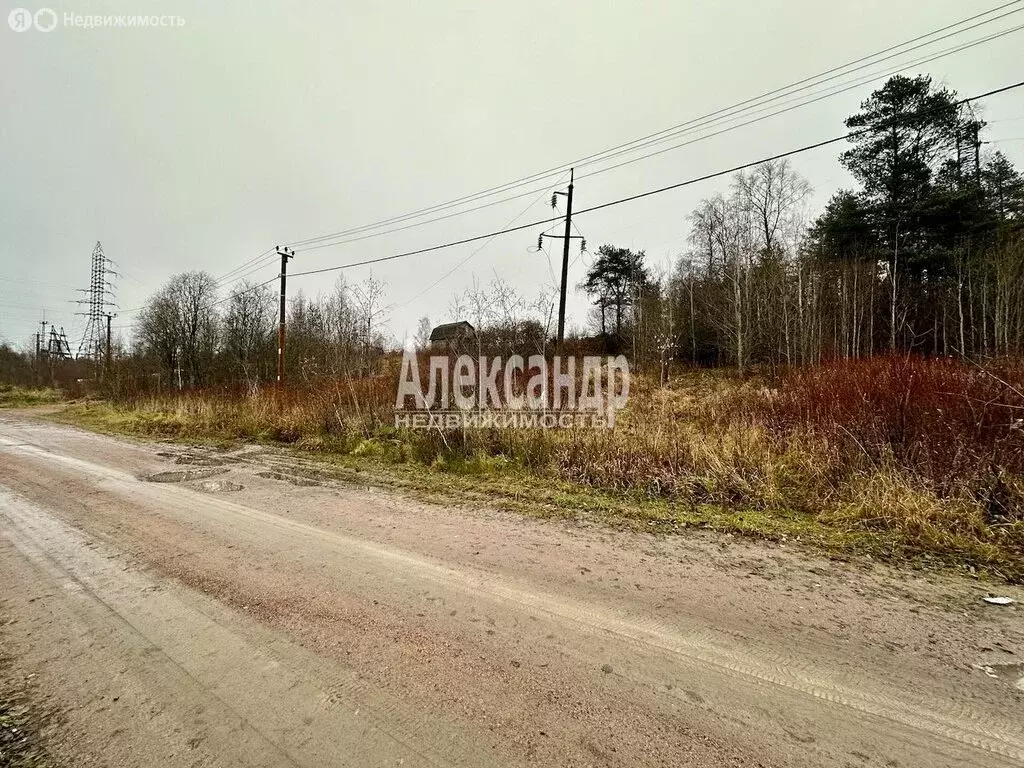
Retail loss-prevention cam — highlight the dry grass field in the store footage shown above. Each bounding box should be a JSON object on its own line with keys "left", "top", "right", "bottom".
{"left": 53, "top": 356, "right": 1024, "bottom": 580}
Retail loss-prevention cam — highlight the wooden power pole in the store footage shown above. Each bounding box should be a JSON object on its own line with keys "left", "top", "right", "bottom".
{"left": 276, "top": 246, "right": 295, "bottom": 386}
{"left": 539, "top": 169, "right": 582, "bottom": 351}
{"left": 557, "top": 168, "right": 574, "bottom": 348}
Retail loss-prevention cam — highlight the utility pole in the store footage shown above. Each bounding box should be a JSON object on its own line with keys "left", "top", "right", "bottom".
{"left": 557, "top": 169, "right": 574, "bottom": 348}
{"left": 276, "top": 246, "right": 295, "bottom": 386}
{"left": 538, "top": 169, "right": 582, "bottom": 351}
{"left": 105, "top": 313, "right": 115, "bottom": 379}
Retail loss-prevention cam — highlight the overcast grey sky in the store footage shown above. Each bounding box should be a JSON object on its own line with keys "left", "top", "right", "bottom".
{"left": 2, "top": 0, "right": 1023, "bottom": 348}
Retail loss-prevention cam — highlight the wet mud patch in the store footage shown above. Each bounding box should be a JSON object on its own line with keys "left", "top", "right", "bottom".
{"left": 144, "top": 468, "right": 228, "bottom": 483}
{"left": 174, "top": 454, "right": 226, "bottom": 467}
{"left": 193, "top": 479, "right": 244, "bottom": 493}
{"left": 256, "top": 471, "right": 323, "bottom": 488}
{"left": 155, "top": 450, "right": 227, "bottom": 467}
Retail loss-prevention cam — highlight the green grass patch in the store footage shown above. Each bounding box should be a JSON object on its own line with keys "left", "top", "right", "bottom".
{"left": 0, "top": 385, "right": 62, "bottom": 409}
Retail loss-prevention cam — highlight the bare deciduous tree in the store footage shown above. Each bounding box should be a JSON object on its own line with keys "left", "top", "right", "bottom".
{"left": 137, "top": 271, "right": 220, "bottom": 387}
{"left": 224, "top": 280, "right": 276, "bottom": 385}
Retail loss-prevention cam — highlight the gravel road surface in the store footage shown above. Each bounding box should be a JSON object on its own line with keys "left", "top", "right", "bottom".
{"left": 0, "top": 413, "right": 1022, "bottom": 767}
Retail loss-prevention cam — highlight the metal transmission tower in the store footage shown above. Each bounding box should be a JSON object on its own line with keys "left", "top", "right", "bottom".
{"left": 45, "top": 327, "right": 73, "bottom": 359}
{"left": 75, "top": 241, "right": 118, "bottom": 361}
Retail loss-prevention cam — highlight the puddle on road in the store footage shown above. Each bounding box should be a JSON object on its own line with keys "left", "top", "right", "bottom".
{"left": 144, "top": 468, "right": 227, "bottom": 483}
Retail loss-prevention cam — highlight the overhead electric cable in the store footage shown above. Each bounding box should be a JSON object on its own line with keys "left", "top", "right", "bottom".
{"left": 284, "top": 81, "right": 1024, "bottom": 281}
{"left": 281, "top": 2, "right": 1023, "bottom": 250}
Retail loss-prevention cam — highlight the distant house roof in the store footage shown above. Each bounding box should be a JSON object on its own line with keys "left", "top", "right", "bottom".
{"left": 429, "top": 321, "right": 474, "bottom": 342}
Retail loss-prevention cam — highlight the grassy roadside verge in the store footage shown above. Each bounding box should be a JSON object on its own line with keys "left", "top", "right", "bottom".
{"left": 47, "top": 401, "right": 1022, "bottom": 582}
{"left": 0, "top": 386, "right": 62, "bottom": 410}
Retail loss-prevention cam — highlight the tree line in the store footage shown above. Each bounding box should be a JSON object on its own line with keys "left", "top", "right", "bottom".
{"left": 115, "top": 74, "right": 1024, "bottom": 388}
{"left": 579, "top": 75, "right": 1024, "bottom": 375}
{"left": 123, "top": 272, "right": 396, "bottom": 389}
{"left": 10, "top": 73, "right": 1022, "bottom": 392}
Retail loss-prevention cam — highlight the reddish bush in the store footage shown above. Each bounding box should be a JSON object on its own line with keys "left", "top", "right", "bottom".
{"left": 741, "top": 356, "right": 1024, "bottom": 509}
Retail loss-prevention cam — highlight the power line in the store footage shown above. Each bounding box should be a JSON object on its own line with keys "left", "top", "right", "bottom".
{"left": 292, "top": 181, "right": 565, "bottom": 254}
{"left": 570, "top": 14, "right": 1024, "bottom": 177}
{"left": 578, "top": 23, "right": 1024, "bottom": 181}
{"left": 564, "top": 2, "right": 1023, "bottom": 177}
{"left": 284, "top": 80, "right": 1024, "bottom": 282}
{"left": 396, "top": 171, "right": 572, "bottom": 309}
{"left": 100, "top": 7, "right": 1024, "bottom": 320}
{"left": 68, "top": 11, "right": 1024, "bottom": 325}
{"left": 115, "top": 248, "right": 279, "bottom": 318}
{"left": 210, "top": 274, "right": 280, "bottom": 309}
{"left": 0, "top": 276, "right": 80, "bottom": 290}
{"left": 280, "top": 1, "right": 1022, "bottom": 250}
{"left": 285, "top": 17, "right": 1024, "bottom": 255}
{"left": 212, "top": 247, "right": 277, "bottom": 287}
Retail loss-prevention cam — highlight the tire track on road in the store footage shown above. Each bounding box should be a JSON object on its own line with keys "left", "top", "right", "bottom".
{"left": 2, "top": 432, "right": 1022, "bottom": 764}
{"left": 0, "top": 484, "right": 511, "bottom": 768}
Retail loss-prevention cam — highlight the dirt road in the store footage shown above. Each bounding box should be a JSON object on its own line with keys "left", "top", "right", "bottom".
{"left": 0, "top": 413, "right": 1022, "bottom": 767}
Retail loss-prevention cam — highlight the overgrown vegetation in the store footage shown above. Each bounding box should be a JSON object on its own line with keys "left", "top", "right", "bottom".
{"left": 10, "top": 73, "right": 1024, "bottom": 579}
{"left": 0, "top": 385, "right": 62, "bottom": 409}
{"left": 24, "top": 74, "right": 1018, "bottom": 398}
{"left": 55, "top": 355, "right": 1024, "bottom": 580}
